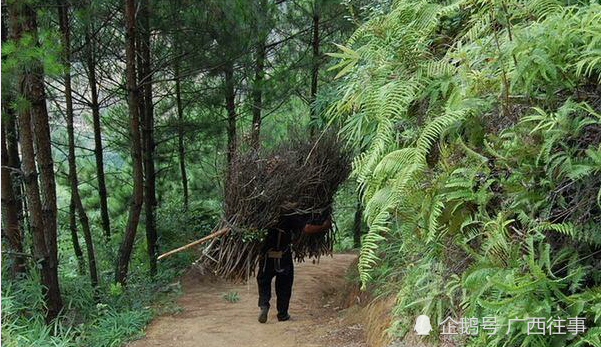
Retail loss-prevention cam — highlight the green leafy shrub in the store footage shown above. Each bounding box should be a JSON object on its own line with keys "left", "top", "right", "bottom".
{"left": 1, "top": 198, "right": 220, "bottom": 346}
{"left": 329, "top": 0, "right": 601, "bottom": 345}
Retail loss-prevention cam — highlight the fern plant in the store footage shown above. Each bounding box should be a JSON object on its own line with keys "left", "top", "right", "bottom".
{"left": 327, "top": 0, "right": 601, "bottom": 345}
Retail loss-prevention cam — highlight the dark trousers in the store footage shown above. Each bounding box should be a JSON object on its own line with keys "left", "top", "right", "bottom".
{"left": 257, "top": 253, "right": 294, "bottom": 316}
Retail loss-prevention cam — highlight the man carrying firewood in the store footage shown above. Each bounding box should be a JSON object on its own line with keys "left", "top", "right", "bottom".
{"left": 257, "top": 212, "right": 331, "bottom": 323}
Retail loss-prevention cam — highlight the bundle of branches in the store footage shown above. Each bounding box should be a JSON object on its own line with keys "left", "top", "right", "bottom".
{"left": 200, "top": 132, "right": 350, "bottom": 281}
{"left": 292, "top": 227, "right": 335, "bottom": 262}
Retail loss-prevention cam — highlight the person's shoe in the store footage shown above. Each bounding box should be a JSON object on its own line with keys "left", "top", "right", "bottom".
{"left": 258, "top": 307, "right": 269, "bottom": 323}
{"left": 277, "top": 313, "right": 290, "bottom": 322}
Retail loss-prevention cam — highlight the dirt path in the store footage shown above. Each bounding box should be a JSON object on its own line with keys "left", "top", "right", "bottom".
{"left": 129, "top": 254, "right": 365, "bottom": 347}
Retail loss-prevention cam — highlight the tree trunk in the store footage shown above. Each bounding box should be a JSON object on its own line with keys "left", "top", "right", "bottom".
{"left": 115, "top": 0, "right": 145, "bottom": 286}
{"left": 20, "top": 180, "right": 31, "bottom": 240}
{"left": 58, "top": 0, "right": 99, "bottom": 289}
{"left": 251, "top": 0, "right": 267, "bottom": 149}
{"left": 85, "top": 12, "right": 111, "bottom": 241}
{"left": 174, "top": 57, "right": 188, "bottom": 209}
{"left": 6, "top": 113, "right": 25, "bottom": 234}
{"left": 69, "top": 196, "right": 86, "bottom": 275}
{"left": 31, "top": 83, "right": 58, "bottom": 274}
{"left": 140, "top": 0, "right": 158, "bottom": 277}
{"left": 1, "top": 123, "right": 26, "bottom": 276}
{"left": 16, "top": 98, "right": 63, "bottom": 322}
{"left": 353, "top": 192, "right": 363, "bottom": 249}
{"left": 136, "top": 33, "right": 146, "bottom": 129}
{"left": 309, "top": 5, "right": 320, "bottom": 133}
{"left": 224, "top": 63, "right": 237, "bottom": 181}
{"left": 251, "top": 41, "right": 265, "bottom": 149}
{"left": 8, "top": 1, "right": 63, "bottom": 322}
{"left": 1, "top": 15, "right": 25, "bottom": 277}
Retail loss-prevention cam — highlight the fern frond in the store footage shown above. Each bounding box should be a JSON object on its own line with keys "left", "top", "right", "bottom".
{"left": 525, "top": 0, "right": 563, "bottom": 19}
{"left": 425, "top": 194, "right": 444, "bottom": 244}
{"left": 536, "top": 222, "right": 576, "bottom": 239}
{"left": 372, "top": 148, "right": 419, "bottom": 178}
{"left": 416, "top": 108, "right": 469, "bottom": 161}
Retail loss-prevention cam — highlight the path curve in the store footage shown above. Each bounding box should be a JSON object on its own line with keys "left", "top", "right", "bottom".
{"left": 128, "top": 253, "right": 363, "bottom": 347}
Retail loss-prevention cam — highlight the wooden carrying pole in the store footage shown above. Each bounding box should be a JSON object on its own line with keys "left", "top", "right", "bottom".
{"left": 157, "top": 228, "right": 228, "bottom": 260}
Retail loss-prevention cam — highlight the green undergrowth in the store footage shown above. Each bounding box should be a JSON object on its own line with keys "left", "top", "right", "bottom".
{"left": 1, "top": 199, "right": 220, "bottom": 347}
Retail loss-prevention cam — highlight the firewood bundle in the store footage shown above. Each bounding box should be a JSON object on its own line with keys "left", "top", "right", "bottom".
{"left": 199, "top": 132, "right": 351, "bottom": 281}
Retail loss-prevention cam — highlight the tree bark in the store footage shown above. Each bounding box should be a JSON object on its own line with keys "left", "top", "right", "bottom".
{"left": 6, "top": 116, "right": 25, "bottom": 236}
{"left": 174, "top": 58, "right": 188, "bottom": 209}
{"left": 28, "top": 39, "right": 58, "bottom": 270}
{"left": 224, "top": 63, "right": 237, "bottom": 181}
{"left": 8, "top": 1, "right": 63, "bottom": 322}
{"left": 5, "top": 113, "right": 26, "bottom": 246}
{"left": 172, "top": 2, "right": 188, "bottom": 210}
{"left": 139, "top": 0, "right": 158, "bottom": 277}
{"left": 32, "top": 83, "right": 58, "bottom": 272}
{"left": 309, "top": 4, "right": 320, "bottom": 133}
{"left": 69, "top": 196, "right": 86, "bottom": 275}
{"left": 251, "top": 42, "right": 265, "bottom": 149}
{"left": 1, "top": 14, "right": 25, "bottom": 277}
{"left": 136, "top": 32, "right": 146, "bottom": 127}
{"left": 84, "top": 6, "right": 111, "bottom": 241}
{"left": 251, "top": 0, "right": 267, "bottom": 149}
{"left": 8, "top": 2, "right": 63, "bottom": 322}
{"left": 1, "top": 123, "right": 26, "bottom": 276}
{"left": 17, "top": 101, "right": 63, "bottom": 322}
{"left": 58, "top": 0, "right": 99, "bottom": 289}
{"left": 115, "top": 0, "right": 145, "bottom": 286}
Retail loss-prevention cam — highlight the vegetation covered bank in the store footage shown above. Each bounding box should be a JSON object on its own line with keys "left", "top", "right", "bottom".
{"left": 329, "top": 0, "right": 601, "bottom": 346}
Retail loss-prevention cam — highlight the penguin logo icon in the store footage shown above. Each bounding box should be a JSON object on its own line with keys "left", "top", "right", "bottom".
{"left": 414, "top": 315, "right": 432, "bottom": 335}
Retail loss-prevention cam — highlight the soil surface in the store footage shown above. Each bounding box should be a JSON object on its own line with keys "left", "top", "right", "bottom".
{"left": 128, "top": 253, "right": 366, "bottom": 347}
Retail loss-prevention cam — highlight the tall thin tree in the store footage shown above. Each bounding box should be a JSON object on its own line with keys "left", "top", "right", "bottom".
{"left": 69, "top": 196, "right": 86, "bottom": 275}
{"left": 1, "top": 123, "right": 26, "bottom": 276}
{"left": 8, "top": 0, "right": 63, "bottom": 322}
{"left": 1, "top": 14, "right": 25, "bottom": 277}
{"left": 58, "top": 0, "right": 98, "bottom": 289}
{"left": 309, "top": 0, "right": 320, "bottom": 133}
{"left": 174, "top": 52, "right": 188, "bottom": 209}
{"left": 5, "top": 108, "right": 24, "bottom": 230}
{"left": 171, "top": 1, "right": 188, "bottom": 209}
{"left": 84, "top": 1, "right": 111, "bottom": 240}
{"left": 224, "top": 62, "right": 237, "bottom": 182}
{"left": 115, "top": 0, "right": 145, "bottom": 285}
{"left": 250, "top": 0, "right": 268, "bottom": 149}
{"left": 139, "top": 0, "right": 158, "bottom": 276}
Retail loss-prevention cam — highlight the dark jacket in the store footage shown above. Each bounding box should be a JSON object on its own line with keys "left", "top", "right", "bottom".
{"left": 261, "top": 214, "right": 306, "bottom": 254}
{"left": 260, "top": 210, "right": 331, "bottom": 254}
